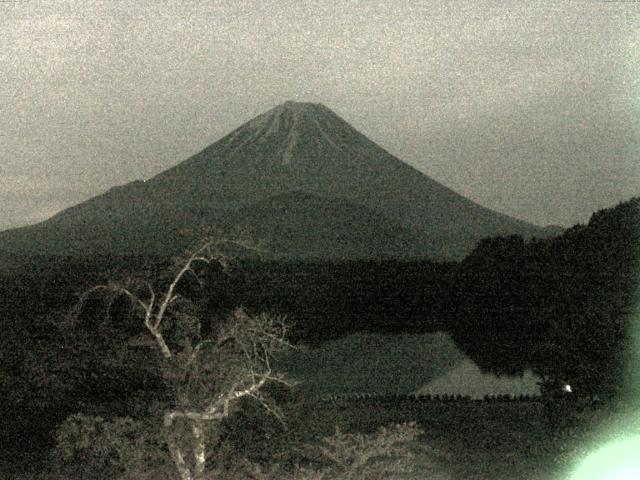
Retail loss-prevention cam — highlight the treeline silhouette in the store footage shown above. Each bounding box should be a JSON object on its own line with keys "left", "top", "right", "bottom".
{"left": 0, "top": 197, "right": 637, "bottom": 466}
{"left": 202, "top": 258, "right": 453, "bottom": 344}
{"left": 448, "top": 197, "right": 639, "bottom": 399}
{"left": 316, "top": 393, "right": 540, "bottom": 403}
{"left": 193, "top": 197, "right": 639, "bottom": 399}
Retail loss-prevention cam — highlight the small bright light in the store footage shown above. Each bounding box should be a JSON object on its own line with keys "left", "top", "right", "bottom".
{"left": 564, "top": 384, "right": 573, "bottom": 393}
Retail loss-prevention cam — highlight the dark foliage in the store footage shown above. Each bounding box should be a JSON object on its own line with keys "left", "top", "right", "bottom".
{"left": 0, "top": 255, "right": 167, "bottom": 465}
{"left": 0, "top": 197, "right": 637, "bottom": 471}
{"left": 449, "top": 197, "right": 639, "bottom": 398}
{"left": 213, "top": 258, "right": 451, "bottom": 345}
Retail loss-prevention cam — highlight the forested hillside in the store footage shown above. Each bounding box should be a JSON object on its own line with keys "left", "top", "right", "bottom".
{"left": 0, "top": 197, "right": 637, "bottom": 472}
{"left": 449, "top": 197, "right": 639, "bottom": 397}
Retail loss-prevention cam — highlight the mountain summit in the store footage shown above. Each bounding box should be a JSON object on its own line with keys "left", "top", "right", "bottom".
{"left": 0, "top": 101, "right": 554, "bottom": 259}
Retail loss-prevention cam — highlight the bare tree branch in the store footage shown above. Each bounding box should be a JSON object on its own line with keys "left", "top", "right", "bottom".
{"left": 77, "top": 235, "right": 293, "bottom": 480}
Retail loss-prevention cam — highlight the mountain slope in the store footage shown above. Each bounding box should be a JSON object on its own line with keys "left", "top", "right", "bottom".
{"left": 0, "top": 101, "right": 554, "bottom": 259}
{"left": 234, "top": 191, "right": 429, "bottom": 259}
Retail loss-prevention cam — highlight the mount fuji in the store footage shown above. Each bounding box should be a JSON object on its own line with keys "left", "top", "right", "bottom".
{"left": 0, "top": 101, "right": 556, "bottom": 260}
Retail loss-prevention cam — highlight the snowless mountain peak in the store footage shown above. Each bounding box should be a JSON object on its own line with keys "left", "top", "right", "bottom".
{"left": 221, "top": 100, "right": 348, "bottom": 164}
{"left": 279, "top": 100, "right": 327, "bottom": 110}
{"left": 250, "top": 101, "right": 336, "bottom": 128}
{"left": 0, "top": 101, "right": 554, "bottom": 260}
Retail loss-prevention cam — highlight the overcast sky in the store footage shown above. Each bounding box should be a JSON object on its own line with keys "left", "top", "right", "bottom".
{"left": 1, "top": 0, "right": 639, "bottom": 231}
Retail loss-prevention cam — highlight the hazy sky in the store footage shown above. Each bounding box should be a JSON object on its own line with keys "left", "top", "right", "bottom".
{"left": 1, "top": 0, "right": 639, "bottom": 231}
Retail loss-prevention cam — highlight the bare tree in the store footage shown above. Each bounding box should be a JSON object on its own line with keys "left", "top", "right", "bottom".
{"left": 80, "top": 237, "right": 295, "bottom": 480}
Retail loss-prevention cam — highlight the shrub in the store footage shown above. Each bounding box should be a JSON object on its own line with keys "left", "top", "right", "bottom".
{"left": 196, "top": 422, "right": 425, "bottom": 480}
{"left": 54, "top": 413, "right": 167, "bottom": 476}
{"left": 299, "top": 421, "right": 423, "bottom": 480}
